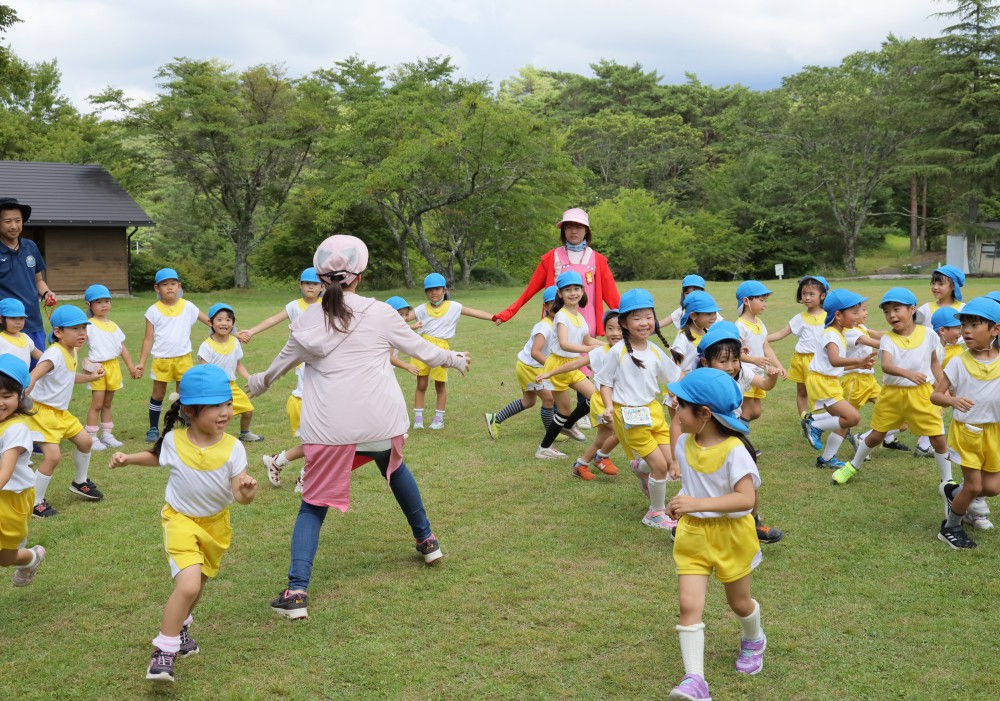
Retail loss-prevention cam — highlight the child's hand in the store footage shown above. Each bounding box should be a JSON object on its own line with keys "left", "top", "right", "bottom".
{"left": 667, "top": 494, "right": 696, "bottom": 520}
{"left": 405, "top": 363, "right": 419, "bottom": 376}
{"left": 410, "top": 320, "right": 423, "bottom": 330}
{"left": 952, "top": 396, "right": 976, "bottom": 412}
{"left": 668, "top": 460, "right": 681, "bottom": 481}
{"left": 909, "top": 371, "right": 928, "bottom": 385}
{"left": 235, "top": 473, "right": 258, "bottom": 500}
{"left": 535, "top": 371, "right": 550, "bottom": 382}
{"left": 109, "top": 452, "right": 129, "bottom": 469}
{"left": 861, "top": 355, "right": 877, "bottom": 370}
{"left": 235, "top": 330, "right": 252, "bottom": 344}
{"left": 777, "top": 367, "right": 788, "bottom": 379}
{"left": 132, "top": 365, "right": 144, "bottom": 379}
{"left": 602, "top": 408, "right": 615, "bottom": 424}
{"left": 765, "top": 365, "right": 780, "bottom": 376}
{"left": 90, "top": 365, "right": 105, "bottom": 380}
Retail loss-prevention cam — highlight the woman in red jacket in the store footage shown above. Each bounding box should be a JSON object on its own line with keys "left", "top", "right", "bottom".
{"left": 493, "top": 208, "right": 621, "bottom": 336}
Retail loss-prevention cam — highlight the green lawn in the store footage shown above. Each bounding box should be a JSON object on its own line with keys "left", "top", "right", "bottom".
{"left": 1, "top": 277, "right": 998, "bottom": 700}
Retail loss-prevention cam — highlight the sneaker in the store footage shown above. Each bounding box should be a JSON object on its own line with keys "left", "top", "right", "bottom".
{"left": 576, "top": 415, "right": 592, "bottom": 430}
{"left": 801, "top": 413, "right": 823, "bottom": 451}
{"left": 90, "top": 438, "right": 108, "bottom": 451}
{"left": 535, "top": 446, "right": 567, "bottom": 460}
{"left": 561, "top": 426, "right": 587, "bottom": 442}
{"left": 594, "top": 457, "right": 619, "bottom": 475}
{"left": 101, "top": 433, "right": 123, "bottom": 448}
{"left": 262, "top": 454, "right": 283, "bottom": 488}
{"left": 882, "top": 438, "right": 910, "bottom": 451}
{"left": 963, "top": 512, "right": 994, "bottom": 530}
{"left": 553, "top": 432, "right": 569, "bottom": 443}
{"left": 914, "top": 445, "right": 935, "bottom": 458}
{"left": 939, "top": 480, "right": 958, "bottom": 518}
{"left": 630, "top": 459, "right": 650, "bottom": 497}
{"left": 968, "top": 496, "right": 991, "bottom": 518}
{"left": 756, "top": 522, "right": 784, "bottom": 544}
{"left": 412, "top": 417, "right": 424, "bottom": 430}
{"left": 572, "top": 463, "right": 596, "bottom": 481}
{"left": 429, "top": 417, "right": 445, "bottom": 430}
{"left": 11, "top": 545, "right": 45, "bottom": 587}
{"left": 145, "top": 427, "right": 160, "bottom": 443}
{"left": 146, "top": 648, "right": 176, "bottom": 682}
{"left": 735, "top": 632, "right": 767, "bottom": 674}
{"left": 239, "top": 431, "right": 265, "bottom": 442}
{"left": 845, "top": 429, "right": 858, "bottom": 450}
{"left": 667, "top": 673, "right": 711, "bottom": 701}
{"left": 271, "top": 589, "right": 309, "bottom": 619}
{"left": 179, "top": 625, "right": 199, "bottom": 657}
{"left": 484, "top": 412, "right": 500, "bottom": 440}
{"left": 938, "top": 520, "right": 977, "bottom": 549}
{"left": 816, "top": 456, "right": 846, "bottom": 469}
{"left": 69, "top": 479, "right": 104, "bottom": 501}
{"left": 415, "top": 534, "right": 443, "bottom": 564}
{"left": 831, "top": 461, "right": 859, "bottom": 485}
{"left": 294, "top": 471, "right": 304, "bottom": 494}
{"left": 641, "top": 509, "right": 677, "bottom": 530}
{"left": 32, "top": 500, "right": 59, "bottom": 518}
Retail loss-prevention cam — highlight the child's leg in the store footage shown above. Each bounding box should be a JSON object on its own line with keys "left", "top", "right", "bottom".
{"left": 100, "top": 390, "right": 116, "bottom": 425}
{"left": 725, "top": 574, "right": 766, "bottom": 673}
{"left": 795, "top": 383, "right": 809, "bottom": 416}
{"left": 157, "top": 565, "right": 206, "bottom": 644}
{"left": 644, "top": 444, "right": 673, "bottom": 514}
{"left": 540, "top": 390, "right": 554, "bottom": 430}
{"left": 848, "top": 428, "right": 886, "bottom": 467}
{"left": 817, "top": 401, "right": 859, "bottom": 461}
{"left": 240, "top": 410, "right": 254, "bottom": 433}
{"left": 676, "top": 574, "right": 709, "bottom": 677}
{"left": 741, "top": 397, "right": 762, "bottom": 422}
{"left": 434, "top": 381, "right": 447, "bottom": 411}
{"left": 950, "top": 466, "right": 981, "bottom": 517}
{"left": 413, "top": 376, "right": 428, "bottom": 409}
{"left": 539, "top": 390, "right": 573, "bottom": 449}
{"left": 33, "top": 443, "right": 61, "bottom": 505}
{"left": 0, "top": 547, "right": 36, "bottom": 567}
{"left": 724, "top": 573, "right": 757, "bottom": 620}
{"left": 86, "top": 389, "right": 105, "bottom": 431}
{"left": 149, "top": 380, "right": 168, "bottom": 429}
{"left": 929, "top": 434, "right": 953, "bottom": 483}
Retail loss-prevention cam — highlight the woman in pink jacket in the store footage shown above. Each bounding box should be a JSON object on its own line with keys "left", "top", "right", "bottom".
{"left": 248, "top": 235, "right": 470, "bottom": 620}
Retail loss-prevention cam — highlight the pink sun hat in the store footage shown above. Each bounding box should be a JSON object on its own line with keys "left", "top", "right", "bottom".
{"left": 556, "top": 208, "right": 590, "bottom": 230}
{"left": 313, "top": 235, "right": 369, "bottom": 286}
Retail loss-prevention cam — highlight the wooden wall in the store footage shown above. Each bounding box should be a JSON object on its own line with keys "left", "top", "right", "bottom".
{"left": 32, "top": 227, "right": 129, "bottom": 295}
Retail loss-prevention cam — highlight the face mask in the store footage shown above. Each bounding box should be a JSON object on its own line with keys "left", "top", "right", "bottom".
{"left": 565, "top": 241, "right": 587, "bottom": 252}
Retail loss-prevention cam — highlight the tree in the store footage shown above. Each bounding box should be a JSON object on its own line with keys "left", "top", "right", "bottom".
{"left": 93, "top": 59, "right": 321, "bottom": 288}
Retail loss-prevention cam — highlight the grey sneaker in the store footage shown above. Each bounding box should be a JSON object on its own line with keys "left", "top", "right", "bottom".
{"left": 239, "top": 431, "right": 265, "bottom": 442}
{"left": 11, "top": 545, "right": 45, "bottom": 587}
{"left": 416, "top": 534, "right": 443, "bottom": 564}
{"left": 271, "top": 589, "right": 309, "bottom": 619}
{"left": 179, "top": 624, "right": 199, "bottom": 657}
{"left": 146, "top": 648, "right": 176, "bottom": 682}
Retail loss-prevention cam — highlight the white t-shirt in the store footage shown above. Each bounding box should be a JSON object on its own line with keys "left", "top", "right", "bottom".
{"left": 736, "top": 365, "right": 757, "bottom": 394}
{"left": 551, "top": 309, "right": 590, "bottom": 358}
{"left": 414, "top": 301, "right": 463, "bottom": 340}
{"left": 596, "top": 340, "right": 681, "bottom": 407}
{"left": 809, "top": 328, "right": 847, "bottom": 378}
{"left": 286, "top": 298, "right": 316, "bottom": 399}
{"left": 788, "top": 312, "right": 826, "bottom": 354}
{"left": 0, "top": 332, "right": 34, "bottom": 368}
{"left": 916, "top": 300, "right": 965, "bottom": 328}
{"left": 879, "top": 325, "right": 939, "bottom": 387}
{"left": 675, "top": 434, "right": 761, "bottom": 519}
{"left": 198, "top": 336, "right": 243, "bottom": 381}
{"left": 0, "top": 420, "right": 36, "bottom": 493}
{"left": 843, "top": 325, "right": 875, "bottom": 375}
{"left": 145, "top": 300, "right": 201, "bottom": 358}
{"left": 736, "top": 317, "right": 767, "bottom": 361}
{"left": 673, "top": 331, "right": 703, "bottom": 375}
{"left": 86, "top": 319, "right": 126, "bottom": 363}
{"left": 588, "top": 344, "right": 613, "bottom": 389}
{"left": 943, "top": 353, "right": 1000, "bottom": 425}
{"left": 30, "top": 344, "right": 77, "bottom": 410}
{"left": 161, "top": 429, "right": 247, "bottom": 518}
{"left": 517, "top": 319, "right": 553, "bottom": 368}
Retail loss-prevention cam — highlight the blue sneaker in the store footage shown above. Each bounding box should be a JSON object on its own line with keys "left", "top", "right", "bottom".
{"left": 145, "top": 427, "right": 160, "bottom": 443}
{"left": 816, "top": 456, "right": 846, "bottom": 469}
{"left": 801, "top": 413, "right": 823, "bottom": 451}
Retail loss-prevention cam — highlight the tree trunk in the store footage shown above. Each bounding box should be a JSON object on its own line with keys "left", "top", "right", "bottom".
{"left": 920, "top": 177, "right": 928, "bottom": 253}
{"left": 396, "top": 235, "right": 414, "bottom": 288}
{"left": 968, "top": 195, "right": 980, "bottom": 274}
{"left": 233, "top": 242, "right": 250, "bottom": 289}
{"left": 910, "top": 173, "right": 918, "bottom": 254}
{"left": 844, "top": 221, "right": 859, "bottom": 276}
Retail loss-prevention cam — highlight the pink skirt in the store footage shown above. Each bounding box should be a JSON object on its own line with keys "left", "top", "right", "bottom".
{"left": 301, "top": 435, "right": 406, "bottom": 511}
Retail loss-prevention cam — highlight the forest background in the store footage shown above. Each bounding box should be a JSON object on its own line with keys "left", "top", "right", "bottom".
{"left": 3, "top": 1, "right": 1000, "bottom": 292}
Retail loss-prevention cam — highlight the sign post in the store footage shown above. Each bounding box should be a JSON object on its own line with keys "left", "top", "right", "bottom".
{"left": 774, "top": 263, "right": 784, "bottom": 281}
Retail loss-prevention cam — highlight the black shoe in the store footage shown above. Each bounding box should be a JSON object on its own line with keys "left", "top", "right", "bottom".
{"left": 938, "top": 521, "right": 977, "bottom": 549}
{"left": 69, "top": 479, "right": 104, "bottom": 501}
{"left": 146, "top": 648, "right": 176, "bottom": 682}
{"left": 882, "top": 439, "right": 910, "bottom": 451}
{"left": 939, "top": 481, "right": 959, "bottom": 517}
{"left": 271, "top": 589, "right": 308, "bottom": 619}
{"left": 756, "top": 522, "right": 784, "bottom": 544}
{"left": 179, "top": 624, "right": 199, "bottom": 657}
{"left": 32, "top": 499, "right": 59, "bottom": 518}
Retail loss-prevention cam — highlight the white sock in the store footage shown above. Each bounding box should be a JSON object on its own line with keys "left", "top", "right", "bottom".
{"left": 821, "top": 433, "right": 844, "bottom": 461}
{"left": 917, "top": 435, "right": 932, "bottom": 452}
{"left": 851, "top": 441, "right": 874, "bottom": 469}
{"left": 738, "top": 600, "right": 763, "bottom": 641}
{"left": 435, "top": 410, "right": 445, "bottom": 421}
{"left": 883, "top": 429, "right": 899, "bottom": 444}
{"left": 812, "top": 412, "right": 842, "bottom": 431}
{"left": 634, "top": 458, "right": 651, "bottom": 475}
{"left": 85, "top": 425, "right": 99, "bottom": 439}
{"left": 152, "top": 633, "right": 181, "bottom": 654}
{"left": 101, "top": 422, "right": 114, "bottom": 438}
{"left": 34, "top": 472, "right": 52, "bottom": 504}
{"left": 935, "top": 451, "right": 953, "bottom": 483}
{"left": 648, "top": 477, "right": 667, "bottom": 512}
{"left": 274, "top": 451, "right": 289, "bottom": 468}
{"left": 676, "top": 622, "right": 706, "bottom": 677}
{"left": 73, "top": 449, "right": 91, "bottom": 484}
{"left": 183, "top": 614, "right": 193, "bottom": 628}
{"left": 16, "top": 547, "right": 40, "bottom": 570}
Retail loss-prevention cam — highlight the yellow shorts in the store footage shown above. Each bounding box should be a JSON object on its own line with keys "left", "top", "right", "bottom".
{"left": 161, "top": 504, "right": 232, "bottom": 579}
{"left": 806, "top": 371, "right": 845, "bottom": 410}
{"left": 673, "top": 513, "right": 761, "bottom": 583}
{"left": 287, "top": 395, "right": 302, "bottom": 439}
{"left": 0, "top": 488, "right": 34, "bottom": 550}
{"left": 744, "top": 386, "right": 766, "bottom": 400}
{"left": 589, "top": 390, "right": 609, "bottom": 426}
{"left": 151, "top": 354, "right": 194, "bottom": 383}
{"left": 26, "top": 403, "right": 84, "bottom": 444}
{"left": 515, "top": 360, "right": 553, "bottom": 393}
{"left": 788, "top": 352, "right": 814, "bottom": 384}
{"left": 840, "top": 373, "right": 880, "bottom": 409}
{"left": 541, "top": 354, "right": 587, "bottom": 392}
{"left": 412, "top": 336, "right": 450, "bottom": 383}
{"left": 871, "top": 384, "right": 943, "bottom": 437}
{"left": 229, "top": 382, "right": 254, "bottom": 415}
{"left": 948, "top": 421, "right": 1000, "bottom": 472}
{"left": 611, "top": 400, "right": 670, "bottom": 459}
{"left": 88, "top": 358, "right": 124, "bottom": 392}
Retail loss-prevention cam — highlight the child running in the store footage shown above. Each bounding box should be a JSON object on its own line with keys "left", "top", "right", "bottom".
{"left": 25, "top": 305, "right": 105, "bottom": 517}
{"left": 82, "top": 284, "right": 136, "bottom": 451}
{"left": 0, "top": 298, "right": 42, "bottom": 368}
{"left": 0, "top": 355, "right": 46, "bottom": 586}
{"left": 734, "top": 280, "right": 786, "bottom": 423}
{"left": 412, "top": 273, "right": 493, "bottom": 430}
{"left": 912, "top": 308, "right": 966, "bottom": 459}
{"left": 933, "top": 297, "right": 1000, "bottom": 548}
{"left": 135, "top": 268, "right": 212, "bottom": 443}
{"left": 673, "top": 291, "right": 721, "bottom": 376}
{"left": 665, "top": 368, "right": 766, "bottom": 701}
{"left": 110, "top": 365, "right": 257, "bottom": 683}
{"left": 840, "top": 302, "right": 892, "bottom": 453}
{"left": 198, "top": 303, "right": 263, "bottom": 443}
{"left": 485, "top": 286, "right": 558, "bottom": 439}
{"left": 597, "top": 289, "right": 681, "bottom": 528}
{"left": 659, "top": 275, "right": 725, "bottom": 329}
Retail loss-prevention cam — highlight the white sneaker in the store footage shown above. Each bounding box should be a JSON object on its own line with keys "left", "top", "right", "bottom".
{"left": 576, "top": 415, "right": 592, "bottom": 430}
{"left": 239, "top": 431, "right": 265, "bottom": 442}
{"left": 294, "top": 470, "right": 305, "bottom": 494}
{"left": 90, "top": 438, "right": 108, "bottom": 451}
{"left": 963, "top": 512, "right": 994, "bottom": 530}
{"left": 535, "top": 446, "right": 568, "bottom": 460}
{"left": 101, "top": 434, "right": 123, "bottom": 448}
{"left": 561, "top": 426, "right": 587, "bottom": 442}
{"left": 968, "top": 497, "right": 991, "bottom": 518}
{"left": 262, "top": 454, "right": 283, "bottom": 487}
{"left": 12, "top": 545, "right": 45, "bottom": 587}
{"left": 412, "top": 417, "right": 424, "bottom": 430}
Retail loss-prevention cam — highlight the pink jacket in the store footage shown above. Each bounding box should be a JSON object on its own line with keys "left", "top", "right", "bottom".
{"left": 247, "top": 295, "right": 467, "bottom": 446}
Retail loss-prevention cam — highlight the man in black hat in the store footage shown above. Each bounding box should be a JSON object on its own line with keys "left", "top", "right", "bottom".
{"left": 0, "top": 198, "right": 57, "bottom": 357}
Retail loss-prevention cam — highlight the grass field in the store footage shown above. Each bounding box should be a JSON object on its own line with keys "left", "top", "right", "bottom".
{"left": 1, "top": 276, "right": 998, "bottom": 700}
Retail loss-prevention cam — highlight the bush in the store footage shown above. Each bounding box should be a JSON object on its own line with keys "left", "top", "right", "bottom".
{"left": 129, "top": 253, "right": 234, "bottom": 293}
{"left": 470, "top": 267, "right": 515, "bottom": 286}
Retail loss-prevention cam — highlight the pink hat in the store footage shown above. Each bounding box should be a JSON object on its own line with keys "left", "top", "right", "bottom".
{"left": 556, "top": 208, "right": 590, "bottom": 230}
{"left": 313, "top": 235, "right": 369, "bottom": 286}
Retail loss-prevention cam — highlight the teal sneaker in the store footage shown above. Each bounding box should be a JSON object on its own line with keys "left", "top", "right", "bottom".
{"left": 801, "top": 413, "right": 823, "bottom": 451}
{"left": 145, "top": 427, "right": 160, "bottom": 443}
{"left": 816, "top": 456, "right": 846, "bottom": 469}
{"left": 831, "top": 461, "right": 858, "bottom": 485}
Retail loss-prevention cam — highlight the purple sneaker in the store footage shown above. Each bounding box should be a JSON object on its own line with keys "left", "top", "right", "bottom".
{"left": 735, "top": 632, "right": 767, "bottom": 674}
{"left": 667, "top": 673, "right": 712, "bottom": 701}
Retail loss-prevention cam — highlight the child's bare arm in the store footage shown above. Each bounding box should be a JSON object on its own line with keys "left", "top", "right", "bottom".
{"left": 460, "top": 307, "right": 495, "bottom": 322}
{"left": 109, "top": 450, "right": 160, "bottom": 468}
{"left": 536, "top": 354, "right": 590, "bottom": 380}
{"left": 766, "top": 324, "right": 792, "bottom": 343}
{"left": 530, "top": 333, "right": 549, "bottom": 365}
{"left": 119, "top": 344, "right": 137, "bottom": 375}
{"left": 244, "top": 310, "right": 290, "bottom": 339}
{"left": 235, "top": 360, "right": 251, "bottom": 381}
{"left": 668, "top": 474, "right": 756, "bottom": 519}
{"left": 197, "top": 311, "right": 212, "bottom": 328}
{"left": 135, "top": 320, "right": 155, "bottom": 376}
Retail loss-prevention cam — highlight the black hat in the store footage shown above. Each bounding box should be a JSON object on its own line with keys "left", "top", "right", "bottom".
{"left": 0, "top": 198, "right": 31, "bottom": 222}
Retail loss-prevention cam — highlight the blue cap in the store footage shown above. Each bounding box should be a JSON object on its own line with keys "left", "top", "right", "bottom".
{"left": 300, "top": 267, "right": 321, "bottom": 284}
{"left": 800, "top": 275, "right": 830, "bottom": 291}
{"left": 880, "top": 287, "right": 918, "bottom": 308}
{"left": 698, "top": 320, "right": 741, "bottom": 352}
{"left": 930, "top": 307, "right": 961, "bottom": 331}
{"left": 667, "top": 367, "right": 748, "bottom": 435}
{"left": 618, "top": 288, "right": 656, "bottom": 315}
{"left": 736, "top": 281, "right": 772, "bottom": 310}
{"left": 986, "top": 291, "right": 1000, "bottom": 306}
{"left": 680, "top": 290, "right": 721, "bottom": 327}
{"left": 822, "top": 289, "right": 868, "bottom": 327}
{"left": 934, "top": 265, "right": 966, "bottom": 301}
{"left": 556, "top": 271, "right": 584, "bottom": 289}
{"left": 385, "top": 296, "right": 410, "bottom": 311}
{"left": 49, "top": 305, "right": 91, "bottom": 328}
{"left": 0, "top": 354, "right": 30, "bottom": 394}
{"left": 542, "top": 285, "right": 558, "bottom": 303}
{"left": 179, "top": 365, "right": 233, "bottom": 405}
{"left": 208, "top": 303, "right": 235, "bottom": 320}
{"left": 155, "top": 268, "right": 180, "bottom": 285}
{"left": 84, "top": 284, "right": 111, "bottom": 302}
{"left": 602, "top": 308, "right": 620, "bottom": 327}
{"left": 681, "top": 274, "right": 706, "bottom": 290}
{"left": 424, "top": 272, "right": 447, "bottom": 289}
{"left": 958, "top": 297, "right": 1000, "bottom": 324}
{"left": 0, "top": 298, "right": 27, "bottom": 317}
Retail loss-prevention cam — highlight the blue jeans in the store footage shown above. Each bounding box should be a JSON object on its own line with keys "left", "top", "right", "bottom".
{"left": 287, "top": 450, "right": 432, "bottom": 591}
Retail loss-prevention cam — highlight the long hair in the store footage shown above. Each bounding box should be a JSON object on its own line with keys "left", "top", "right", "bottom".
{"left": 320, "top": 276, "right": 355, "bottom": 333}
{"left": 676, "top": 397, "right": 757, "bottom": 465}
{"left": 931, "top": 271, "right": 957, "bottom": 303}
{"left": 620, "top": 316, "right": 682, "bottom": 368}
{"left": 150, "top": 399, "right": 191, "bottom": 457}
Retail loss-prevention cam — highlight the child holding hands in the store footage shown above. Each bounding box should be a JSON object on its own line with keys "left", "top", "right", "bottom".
{"left": 82, "top": 284, "right": 136, "bottom": 450}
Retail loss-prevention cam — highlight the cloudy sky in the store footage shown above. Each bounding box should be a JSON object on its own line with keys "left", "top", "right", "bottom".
{"left": 7, "top": 1, "right": 954, "bottom": 111}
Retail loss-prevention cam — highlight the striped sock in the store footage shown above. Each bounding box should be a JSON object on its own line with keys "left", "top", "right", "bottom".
{"left": 540, "top": 407, "right": 554, "bottom": 430}
{"left": 148, "top": 397, "right": 163, "bottom": 429}
{"left": 495, "top": 399, "right": 525, "bottom": 424}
